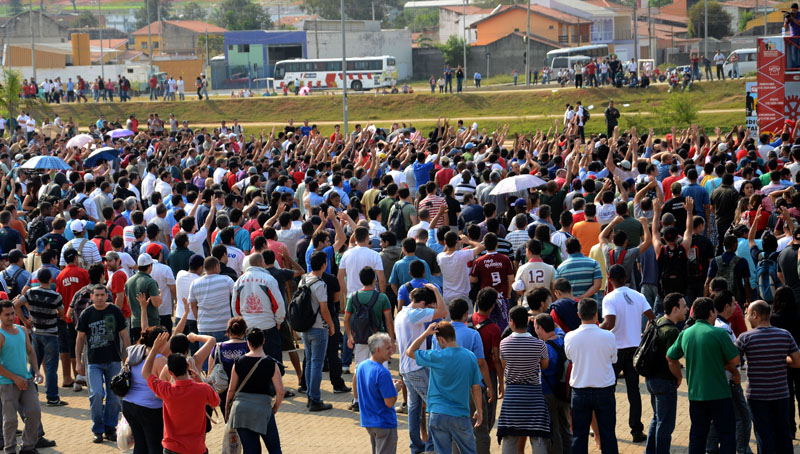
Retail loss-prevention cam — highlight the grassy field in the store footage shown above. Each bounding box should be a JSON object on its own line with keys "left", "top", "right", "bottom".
{"left": 32, "top": 79, "right": 747, "bottom": 136}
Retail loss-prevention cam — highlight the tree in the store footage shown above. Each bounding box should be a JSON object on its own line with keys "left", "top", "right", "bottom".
{"left": 213, "top": 0, "right": 272, "bottom": 30}
{"left": 8, "top": 0, "right": 24, "bottom": 16}
{"left": 687, "top": 1, "right": 731, "bottom": 39}
{"left": 178, "top": 1, "right": 206, "bottom": 20}
{"left": 301, "top": 0, "right": 401, "bottom": 21}
{"left": 72, "top": 11, "right": 100, "bottom": 28}
{"left": 197, "top": 34, "right": 224, "bottom": 61}
{"left": 438, "top": 35, "right": 469, "bottom": 67}
{"left": 0, "top": 69, "right": 23, "bottom": 120}
{"left": 387, "top": 8, "right": 438, "bottom": 32}
{"left": 133, "top": 0, "right": 174, "bottom": 30}
{"left": 739, "top": 11, "right": 754, "bottom": 32}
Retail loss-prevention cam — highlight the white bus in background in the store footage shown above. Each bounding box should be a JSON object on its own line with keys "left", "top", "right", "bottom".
{"left": 273, "top": 56, "right": 398, "bottom": 92}
{"left": 545, "top": 44, "right": 609, "bottom": 68}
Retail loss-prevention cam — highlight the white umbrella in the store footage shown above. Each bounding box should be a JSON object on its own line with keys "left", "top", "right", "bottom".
{"left": 490, "top": 174, "right": 547, "bottom": 195}
{"left": 107, "top": 128, "right": 134, "bottom": 139}
{"left": 66, "top": 134, "right": 94, "bottom": 149}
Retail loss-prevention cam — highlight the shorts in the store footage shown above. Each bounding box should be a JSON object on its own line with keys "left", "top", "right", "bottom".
{"left": 280, "top": 322, "right": 297, "bottom": 352}
{"left": 57, "top": 319, "right": 76, "bottom": 357}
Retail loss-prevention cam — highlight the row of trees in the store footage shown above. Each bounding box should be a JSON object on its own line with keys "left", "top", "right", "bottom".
{"left": 133, "top": 0, "right": 273, "bottom": 31}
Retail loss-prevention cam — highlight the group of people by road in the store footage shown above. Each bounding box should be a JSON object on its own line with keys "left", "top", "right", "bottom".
{"left": 0, "top": 103, "right": 795, "bottom": 454}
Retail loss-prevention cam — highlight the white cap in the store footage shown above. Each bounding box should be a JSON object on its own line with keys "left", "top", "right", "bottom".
{"left": 84, "top": 173, "right": 94, "bottom": 182}
{"left": 70, "top": 220, "right": 86, "bottom": 233}
{"left": 137, "top": 253, "right": 154, "bottom": 267}
{"left": 511, "top": 279, "right": 525, "bottom": 293}
{"left": 718, "top": 143, "right": 728, "bottom": 152}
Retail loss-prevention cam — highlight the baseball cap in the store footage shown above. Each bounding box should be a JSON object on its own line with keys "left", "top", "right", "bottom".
{"left": 619, "top": 160, "right": 632, "bottom": 170}
{"left": 145, "top": 243, "right": 162, "bottom": 257}
{"left": 104, "top": 251, "right": 119, "bottom": 261}
{"left": 137, "top": 253, "right": 154, "bottom": 267}
{"left": 512, "top": 198, "right": 527, "bottom": 207}
{"left": 71, "top": 220, "right": 86, "bottom": 233}
{"left": 248, "top": 166, "right": 258, "bottom": 175}
{"left": 189, "top": 254, "right": 205, "bottom": 270}
{"left": 718, "top": 143, "right": 728, "bottom": 152}
{"left": 64, "top": 248, "right": 78, "bottom": 263}
{"left": 35, "top": 237, "right": 47, "bottom": 253}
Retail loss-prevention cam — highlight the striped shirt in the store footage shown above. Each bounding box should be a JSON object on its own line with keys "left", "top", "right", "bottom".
{"left": 188, "top": 273, "right": 234, "bottom": 333}
{"left": 19, "top": 287, "right": 63, "bottom": 335}
{"left": 506, "top": 230, "right": 530, "bottom": 257}
{"left": 59, "top": 237, "right": 102, "bottom": 267}
{"left": 735, "top": 326, "right": 799, "bottom": 400}
{"left": 555, "top": 253, "right": 602, "bottom": 298}
{"left": 420, "top": 194, "right": 447, "bottom": 229}
{"left": 499, "top": 332, "right": 546, "bottom": 385}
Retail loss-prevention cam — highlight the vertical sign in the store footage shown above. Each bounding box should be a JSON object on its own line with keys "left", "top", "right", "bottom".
{"left": 757, "top": 37, "right": 786, "bottom": 136}
{"left": 746, "top": 81, "right": 757, "bottom": 138}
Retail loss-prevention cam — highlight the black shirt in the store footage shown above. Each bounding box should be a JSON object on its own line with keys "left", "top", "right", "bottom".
{"left": 663, "top": 196, "right": 688, "bottom": 234}
{"left": 778, "top": 244, "right": 800, "bottom": 301}
{"left": 77, "top": 304, "right": 126, "bottom": 364}
{"left": 233, "top": 355, "right": 277, "bottom": 395}
{"left": 320, "top": 272, "right": 341, "bottom": 332}
{"left": 266, "top": 266, "right": 295, "bottom": 308}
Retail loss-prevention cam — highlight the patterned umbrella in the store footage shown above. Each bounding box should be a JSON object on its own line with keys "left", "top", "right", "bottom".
{"left": 20, "top": 156, "right": 71, "bottom": 170}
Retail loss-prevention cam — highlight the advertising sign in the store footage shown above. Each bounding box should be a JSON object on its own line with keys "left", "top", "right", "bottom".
{"left": 757, "top": 37, "right": 786, "bottom": 135}
{"left": 746, "top": 81, "right": 757, "bottom": 138}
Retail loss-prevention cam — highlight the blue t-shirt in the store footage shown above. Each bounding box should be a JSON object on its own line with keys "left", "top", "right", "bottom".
{"left": 416, "top": 347, "right": 481, "bottom": 417}
{"left": 396, "top": 278, "right": 440, "bottom": 306}
{"left": 540, "top": 328, "right": 566, "bottom": 395}
{"left": 305, "top": 244, "right": 334, "bottom": 273}
{"left": 356, "top": 360, "right": 398, "bottom": 428}
{"left": 433, "top": 321, "right": 485, "bottom": 360}
{"left": 389, "top": 256, "right": 433, "bottom": 288}
{"left": 412, "top": 161, "right": 434, "bottom": 190}
{"left": 681, "top": 183, "right": 710, "bottom": 217}
{"left": 300, "top": 126, "right": 312, "bottom": 137}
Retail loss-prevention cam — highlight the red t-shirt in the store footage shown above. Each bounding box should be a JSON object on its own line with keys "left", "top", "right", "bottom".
{"left": 106, "top": 221, "right": 124, "bottom": 240}
{"left": 92, "top": 238, "right": 112, "bottom": 257}
{"left": 470, "top": 252, "right": 514, "bottom": 298}
{"left": 147, "top": 376, "right": 220, "bottom": 454}
{"left": 435, "top": 168, "right": 455, "bottom": 188}
{"left": 250, "top": 229, "right": 263, "bottom": 245}
{"left": 109, "top": 269, "right": 130, "bottom": 318}
{"left": 471, "top": 312, "right": 501, "bottom": 373}
{"left": 266, "top": 239, "right": 288, "bottom": 268}
{"left": 662, "top": 175, "right": 683, "bottom": 200}
{"left": 56, "top": 265, "right": 90, "bottom": 323}
{"left": 171, "top": 223, "right": 181, "bottom": 238}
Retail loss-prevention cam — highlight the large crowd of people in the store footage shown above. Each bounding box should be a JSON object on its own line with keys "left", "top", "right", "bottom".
{"left": 0, "top": 104, "right": 795, "bottom": 454}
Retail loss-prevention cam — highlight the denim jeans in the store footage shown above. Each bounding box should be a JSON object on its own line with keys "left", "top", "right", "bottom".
{"left": 31, "top": 333, "right": 60, "bottom": 401}
{"left": 402, "top": 368, "right": 433, "bottom": 454}
{"left": 428, "top": 412, "right": 476, "bottom": 454}
{"left": 613, "top": 347, "right": 643, "bottom": 434}
{"left": 571, "top": 386, "right": 618, "bottom": 454}
{"left": 88, "top": 361, "right": 122, "bottom": 435}
{"left": 301, "top": 328, "right": 328, "bottom": 403}
{"left": 341, "top": 331, "right": 353, "bottom": 369}
{"left": 707, "top": 382, "right": 751, "bottom": 454}
{"left": 238, "top": 415, "right": 281, "bottom": 454}
{"left": 748, "top": 398, "right": 793, "bottom": 454}
{"left": 645, "top": 377, "right": 677, "bottom": 454}
{"left": 688, "top": 398, "right": 734, "bottom": 454}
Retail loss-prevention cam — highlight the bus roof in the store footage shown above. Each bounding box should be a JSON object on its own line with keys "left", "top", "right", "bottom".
{"left": 546, "top": 44, "right": 608, "bottom": 56}
{"left": 275, "top": 56, "right": 395, "bottom": 65}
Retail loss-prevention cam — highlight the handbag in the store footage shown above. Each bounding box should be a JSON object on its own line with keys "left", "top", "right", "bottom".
{"left": 207, "top": 348, "right": 229, "bottom": 394}
{"left": 109, "top": 364, "right": 132, "bottom": 397}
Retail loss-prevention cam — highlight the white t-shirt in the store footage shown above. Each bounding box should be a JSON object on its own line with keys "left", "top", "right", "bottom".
{"left": 276, "top": 227, "right": 304, "bottom": 260}
{"left": 437, "top": 249, "right": 474, "bottom": 303}
{"left": 175, "top": 270, "right": 199, "bottom": 320}
{"left": 225, "top": 245, "right": 245, "bottom": 277}
{"left": 394, "top": 306, "right": 435, "bottom": 374}
{"left": 758, "top": 143, "right": 774, "bottom": 161}
{"left": 388, "top": 170, "right": 406, "bottom": 186}
{"left": 596, "top": 203, "right": 617, "bottom": 225}
{"left": 339, "top": 246, "right": 384, "bottom": 296}
{"left": 118, "top": 251, "right": 136, "bottom": 277}
{"left": 151, "top": 262, "right": 176, "bottom": 316}
{"left": 513, "top": 260, "right": 556, "bottom": 295}
{"left": 186, "top": 225, "right": 209, "bottom": 257}
{"left": 601, "top": 286, "right": 651, "bottom": 349}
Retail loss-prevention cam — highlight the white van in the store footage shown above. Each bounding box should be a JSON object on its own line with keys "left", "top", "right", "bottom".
{"left": 723, "top": 48, "right": 756, "bottom": 78}
{"left": 550, "top": 55, "right": 592, "bottom": 70}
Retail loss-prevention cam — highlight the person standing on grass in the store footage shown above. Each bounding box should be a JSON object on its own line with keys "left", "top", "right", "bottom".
{"left": 76, "top": 284, "right": 131, "bottom": 444}
{"left": 355, "top": 332, "right": 401, "bottom": 454}
{"left": 0, "top": 300, "right": 42, "bottom": 454}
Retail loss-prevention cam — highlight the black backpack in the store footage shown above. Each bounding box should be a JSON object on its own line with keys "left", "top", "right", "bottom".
{"left": 541, "top": 242, "right": 560, "bottom": 266}
{"left": 388, "top": 201, "right": 408, "bottom": 239}
{"left": 582, "top": 108, "right": 590, "bottom": 122}
{"left": 634, "top": 319, "right": 665, "bottom": 378}
{"left": 658, "top": 245, "right": 688, "bottom": 295}
{"left": 350, "top": 290, "right": 380, "bottom": 345}
{"left": 2, "top": 268, "right": 24, "bottom": 299}
{"left": 26, "top": 217, "right": 49, "bottom": 253}
{"left": 287, "top": 276, "right": 322, "bottom": 333}
{"left": 542, "top": 338, "right": 571, "bottom": 402}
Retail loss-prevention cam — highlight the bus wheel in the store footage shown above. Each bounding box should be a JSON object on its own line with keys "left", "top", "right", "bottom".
{"left": 351, "top": 80, "right": 363, "bottom": 91}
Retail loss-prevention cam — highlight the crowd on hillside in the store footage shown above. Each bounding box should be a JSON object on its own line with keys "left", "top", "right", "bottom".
{"left": 0, "top": 105, "right": 795, "bottom": 454}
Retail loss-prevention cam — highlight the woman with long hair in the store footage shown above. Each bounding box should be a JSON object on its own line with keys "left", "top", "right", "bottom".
{"left": 225, "top": 328, "right": 284, "bottom": 454}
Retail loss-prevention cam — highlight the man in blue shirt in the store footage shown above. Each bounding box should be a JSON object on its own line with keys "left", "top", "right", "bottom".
{"left": 681, "top": 168, "right": 711, "bottom": 221}
{"left": 396, "top": 259, "right": 439, "bottom": 306}
{"left": 355, "top": 332, "right": 399, "bottom": 454}
{"left": 412, "top": 147, "right": 442, "bottom": 191}
{"left": 406, "top": 320, "right": 482, "bottom": 454}
{"left": 304, "top": 209, "right": 345, "bottom": 273}
{"left": 390, "top": 239, "right": 434, "bottom": 298}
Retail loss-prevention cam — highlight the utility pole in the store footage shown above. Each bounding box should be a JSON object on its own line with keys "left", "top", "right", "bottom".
{"left": 30, "top": 0, "right": 36, "bottom": 82}
{"left": 704, "top": 0, "right": 708, "bottom": 58}
{"left": 341, "top": 0, "right": 348, "bottom": 135}
{"left": 205, "top": 29, "right": 209, "bottom": 68}
{"left": 633, "top": 0, "right": 639, "bottom": 66}
{"left": 371, "top": 2, "right": 375, "bottom": 21}
{"left": 99, "top": 0, "right": 104, "bottom": 79}
{"left": 764, "top": 0, "right": 768, "bottom": 32}
{"left": 314, "top": 19, "right": 319, "bottom": 58}
{"left": 648, "top": 0, "right": 652, "bottom": 64}
{"left": 462, "top": 0, "right": 467, "bottom": 76}
{"left": 157, "top": 0, "right": 163, "bottom": 54}
{"left": 526, "top": 0, "right": 531, "bottom": 85}
{"left": 147, "top": 0, "right": 153, "bottom": 75}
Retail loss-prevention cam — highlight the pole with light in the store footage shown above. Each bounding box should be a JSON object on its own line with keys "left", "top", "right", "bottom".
{"left": 525, "top": 0, "right": 531, "bottom": 85}
{"left": 341, "top": 0, "right": 348, "bottom": 135}
{"left": 462, "top": 0, "right": 467, "bottom": 78}
{"left": 98, "top": 0, "right": 104, "bottom": 79}
{"left": 703, "top": 0, "right": 708, "bottom": 59}
{"left": 30, "top": 0, "right": 36, "bottom": 82}
{"left": 147, "top": 0, "right": 153, "bottom": 76}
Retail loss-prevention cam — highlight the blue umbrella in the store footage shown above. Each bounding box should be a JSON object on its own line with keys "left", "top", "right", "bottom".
{"left": 84, "top": 147, "right": 120, "bottom": 167}
{"left": 20, "top": 156, "right": 71, "bottom": 171}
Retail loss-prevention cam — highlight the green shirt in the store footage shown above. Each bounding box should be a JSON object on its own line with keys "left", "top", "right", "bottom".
{"left": 666, "top": 319, "right": 740, "bottom": 401}
{"left": 378, "top": 196, "right": 396, "bottom": 228}
{"left": 345, "top": 290, "right": 391, "bottom": 334}
{"left": 614, "top": 215, "right": 645, "bottom": 248}
{"left": 540, "top": 185, "right": 568, "bottom": 229}
{"left": 167, "top": 246, "right": 194, "bottom": 276}
{"left": 124, "top": 272, "right": 160, "bottom": 329}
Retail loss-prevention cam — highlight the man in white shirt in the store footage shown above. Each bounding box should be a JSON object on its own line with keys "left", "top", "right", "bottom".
{"left": 154, "top": 172, "right": 172, "bottom": 199}
{"left": 175, "top": 254, "right": 203, "bottom": 336}
{"left": 600, "top": 265, "right": 654, "bottom": 443}
{"left": 232, "top": 253, "right": 285, "bottom": 360}
{"left": 179, "top": 202, "right": 216, "bottom": 257}
{"left": 512, "top": 239, "right": 556, "bottom": 295}
{"left": 145, "top": 244, "right": 177, "bottom": 332}
{"left": 565, "top": 298, "right": 619, "bottom": 454}
{"left": 188, "top": 256, "right": 235, "bottom": 342}
{"left": 436, "top": 230, "right": 485, "bottom": 310}
{"left": 275, "top": 213, "right": 303, "bottom": 260}
{"left": 220, "top": 227, "right": 245, "bottom": 277}
{"left": 141, "top": 163, "right": 158, "bottom": 203}
{"left": 338, "top": 227, "right": 385, "bottom": 297}
{"left": 406, "top": 208, "right": 430, "bottom": 240}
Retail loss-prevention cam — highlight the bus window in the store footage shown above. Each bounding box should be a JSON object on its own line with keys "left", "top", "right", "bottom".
{"left": 370, "top": 60, "right": 382, "bottom": 70}
{"left": 326, "top": 61, "right": 342, "bottom": 71}
{"left": 387, "top": 58, "right": 396, "bottom": 67}
{"left": 274, "top": 65, "right": 285, "bottom": 79}
{"left": 314, "top": 62, "right": 325, "bottom": 71}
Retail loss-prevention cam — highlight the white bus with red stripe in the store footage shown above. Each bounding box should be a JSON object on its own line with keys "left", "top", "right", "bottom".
{"left": 273, "top": 56, "right": 398, "bottom": 92}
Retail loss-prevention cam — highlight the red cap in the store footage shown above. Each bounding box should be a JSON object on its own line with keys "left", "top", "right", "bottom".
{"left": 145, "top": 243, "right": 162, "bottom": 257}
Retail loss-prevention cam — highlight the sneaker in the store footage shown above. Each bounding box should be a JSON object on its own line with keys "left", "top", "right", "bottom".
{"left": 342, "top": 368, "right": 351, "bottom": 375}
{"left": 75, "top": 375, "right": 87, "bottom": 386}
{"left": 308, "top": 400, "right": 333, "bottom": 412}
{"left": 73, "top": 383, "right": 83, "bottom": 392}
{"left": 333, "top": 386, "right": 351, "bottom": 394}
{"left": 92, "top": 434, "right": 104, "bottom": 444}
{"left": 631, "top": 431, "right": 647, "bottom": 443}
{"left": 35, "top": 438, "right": 56, "bottom": 449}
{"left": 348, "top": 401, "right": 359, "bottom": 412}
{"left": 396, "top": 402, "right": 407, "bottom": 414}
{"left": 298, "top": 386, "right": 307, "bottom": 394}
{"left": 46, "top": 399, "right": 69, "bottom": 406}
{"left": 104, "top": 431, "right": 117, "bottom": 442}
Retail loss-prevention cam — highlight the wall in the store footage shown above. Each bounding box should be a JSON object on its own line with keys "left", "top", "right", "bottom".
{"left": 438, "top": 8, "right": 480, "bottom": 44}
{"left": 133, "top": 34, "right": 161, "bottom": 54}
{"left": 162, "top": 22, "right": 200, "bottom": 54}
{"left": 5, "top": 46, "right": 66, "bottom": 69}
{"left": 152, "top": 56, "right": 203, "bottom": 80}
{"left": 11, "top": 64, "right": 136, "bottom": 83}
{"left": 474, "top": 8, "right": 589, "bottom": 46}
{"left": 306, "top": 29, "right": 413, "bottom": 80}
{"left": 1, "top": 12, "right": 67, "bottom": 45}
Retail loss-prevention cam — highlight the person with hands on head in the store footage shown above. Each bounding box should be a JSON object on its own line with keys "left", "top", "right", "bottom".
{"left": 0, "top": 300, "right": 43, "bottom": 454}
{"left": 405, "top": 320, "right": 483, "bottom": 454}
{"left": 598, "top": 215, "right": 652, "bottom": 290}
